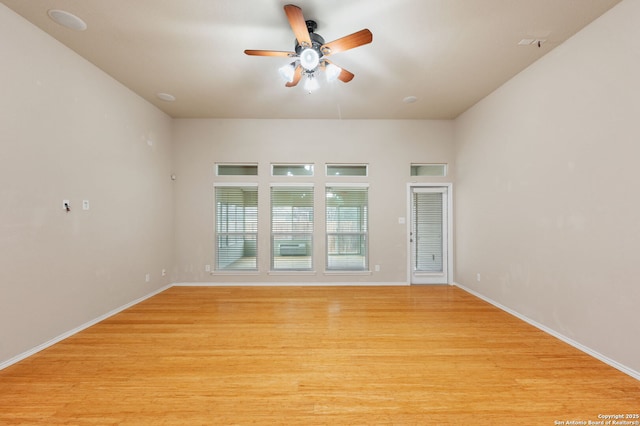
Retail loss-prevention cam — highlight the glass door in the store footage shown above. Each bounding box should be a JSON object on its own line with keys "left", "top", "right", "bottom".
{"left": 410, "top": 186, "right": 449, "bottom": 284}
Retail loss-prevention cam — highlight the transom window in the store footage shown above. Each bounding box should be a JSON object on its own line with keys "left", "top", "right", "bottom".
{"left": 326, "top": 164, "right": 368, "bottom": 177}
{"left": 272, "top": 164, "right": 314, "bottom": 177}
{"left": 410, "top": 163, "right": 447, "bottom": 177}
{"left": 216, "top": 163, "right": 258, "bottom": 176}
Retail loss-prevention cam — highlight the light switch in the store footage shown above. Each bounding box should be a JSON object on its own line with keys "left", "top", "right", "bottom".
{"left": 82, "top": 200, "right": 90, "bottom": 210}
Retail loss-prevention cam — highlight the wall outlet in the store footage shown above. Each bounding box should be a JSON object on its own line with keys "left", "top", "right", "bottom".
{"left": 374, "top": 265, "right": 381, "bottom": 272}
{"left": 476, "top": 273, "right": 481, "bottom": 282}
{"left": 145, "top": 273, "right": 150, "bottom": 282}
{"left": 205, "top": 264, "right": 211, "bottom": 272}
{"left": 161, "top": 269, "right": 166, "bottom": 277}
{"left": 82, "top": 200, "right": 90, "bottom": 210}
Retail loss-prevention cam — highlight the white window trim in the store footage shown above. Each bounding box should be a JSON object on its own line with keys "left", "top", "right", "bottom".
{"left": 270, "top": 183, "right": 316, "bottom": 188}
{"left": 324, "top": 183, "right": 369, "bottom": 188}
{"left": 214, "top": 182, "right": 258, "bottom": 187}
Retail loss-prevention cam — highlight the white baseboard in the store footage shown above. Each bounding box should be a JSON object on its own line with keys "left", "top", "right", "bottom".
{"left": 0, "top": 284, "right": 173, "bottom": 371}
{"left": 173, "top": 281, "right": 409, "bottom": 287}
{"left": 453, "top": 282, "right": 640, "bottom": 382}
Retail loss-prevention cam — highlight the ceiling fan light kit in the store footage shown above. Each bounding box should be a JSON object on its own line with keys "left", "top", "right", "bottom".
{"left": 325, "top": 63, "right": 342, "bottom": 82}
{"left": 245, "top": 4, "right": 372, "bottom": 92}
{"left": 303, "top": 74, "right": 320, "bottom": 92}
{"left": 299, "top": 47, "right": 320, "bottom": 71}
{"left": 278, "top": 63, "right": 296, "bottom": 83}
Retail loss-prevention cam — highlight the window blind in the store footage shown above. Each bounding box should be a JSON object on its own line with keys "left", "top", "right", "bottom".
{"left": 326, "top": 186, "right": 368, "bottom": 270}
{"left": 215, "top": 186, "right": 258, "bottom": 270}
{"left": 271, "top": 186, "right": 314, "bottom": 270}
{"left": 413, "top": 192, "right": 443, "bottom": 272}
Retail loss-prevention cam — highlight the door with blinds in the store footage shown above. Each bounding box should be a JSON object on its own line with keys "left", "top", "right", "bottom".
{"left": 410, "top": 186, "right": 449, "bottom": 284}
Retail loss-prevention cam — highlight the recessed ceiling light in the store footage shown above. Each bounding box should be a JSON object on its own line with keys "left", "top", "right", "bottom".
{"left": 403, "top": 96, "right": 418, "bottom": 104}
{"left": 156, "top": 93, "right": 176, "bottom": 102}
{"left": 47, "top": 9, "right": 87, "bottom": 31}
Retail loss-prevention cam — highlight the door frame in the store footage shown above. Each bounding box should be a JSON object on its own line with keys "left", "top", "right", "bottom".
{"left": 406, "top": 183, "right": 453, "bottom": 284}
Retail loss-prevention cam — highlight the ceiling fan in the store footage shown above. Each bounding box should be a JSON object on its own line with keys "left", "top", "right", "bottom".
{"left": 244, "top": 4, "right": 373, "bottom": 92}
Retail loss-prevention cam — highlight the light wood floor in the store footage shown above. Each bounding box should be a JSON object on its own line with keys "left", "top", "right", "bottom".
{"left": 1, "top": 286, "right": 638, "bottom": 425}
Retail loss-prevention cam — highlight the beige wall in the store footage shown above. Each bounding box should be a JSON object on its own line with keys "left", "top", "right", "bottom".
{"left": 3, "top": 0, "right": 638, "bottom": 379}
{"left": 455, "top": 0, "right": 640, "bottom": 373}
{"left": 172, "top": 119, "right": 454, "bottom": 283}
{"left": 0, "top": 6, "right": 174, "bottom": 363}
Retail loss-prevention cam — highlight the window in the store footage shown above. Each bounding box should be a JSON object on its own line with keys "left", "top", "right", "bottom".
{"left": 216, "top": 163, "right": 258, "bottom": 176}
{"left": 325, "top": 185, "right": 368, "bottom": 271}
{"left": 272, "top": 164, "right": 314, "bottom": 176}
{"left": 271, "top": 185, "right": 314, "bottom": 270}
{"left": 410, "top": 163, "right": 447, "bottom": 177}
{"left": 215, "top": 185, "right": 258, "bottom": 270}
{"left": 326, "top": 164, "right": 368, "bottom": 177}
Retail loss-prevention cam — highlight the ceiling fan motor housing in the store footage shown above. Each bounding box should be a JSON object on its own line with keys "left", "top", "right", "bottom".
{"left": 294, "top": 20, "right": 325, "bottom": 59}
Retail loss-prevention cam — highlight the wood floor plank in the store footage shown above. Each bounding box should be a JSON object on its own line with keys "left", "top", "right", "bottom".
{"left": 1, "top": 285, "right": 638, "bottom": 425}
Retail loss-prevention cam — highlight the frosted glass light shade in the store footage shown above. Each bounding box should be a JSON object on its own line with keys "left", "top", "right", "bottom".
{"left": 304, "top": 75, "right": 319, "bottom": 92}
{"left": 278, "top": 63, "right": 295, "bottom": 83}
{"left": 325, "top": 63, "right": 342, "bottom": 82}
{"left": 300, "top": 48, "right": 320, "bottom": 71}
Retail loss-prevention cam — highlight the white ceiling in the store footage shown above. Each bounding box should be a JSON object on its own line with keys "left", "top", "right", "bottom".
{"left": 2, "top": 0, "right": 621, "bottom": 119}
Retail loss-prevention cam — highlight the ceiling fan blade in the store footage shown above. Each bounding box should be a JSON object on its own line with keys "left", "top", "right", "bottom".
{"left": 337, "top": 67, "right": 354, "bottom": 83}
{"left": 285, "top": 65, "right": 303, "bottom": 87}
{"left": 284, "top": 4, "right": 311, "bottom": 47}
{"left": 324, "top": 60, "right": 355, "bottom": 83}
{"left": 321, "top": 29, "right": 373, "bottom": 56}
{"left": 244, "top": 50, "right": 296, "bottom": 57}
